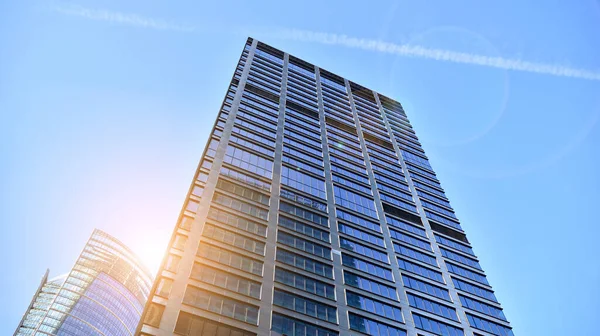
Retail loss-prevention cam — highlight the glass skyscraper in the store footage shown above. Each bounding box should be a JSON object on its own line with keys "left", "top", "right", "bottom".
{"left": 137, "top": 38, "right": 513, "bottom": 336}
{"left": 15, "top": 229, "right": 152, "bottom": 336}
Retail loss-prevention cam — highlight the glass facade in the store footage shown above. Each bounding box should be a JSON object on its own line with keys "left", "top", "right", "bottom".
{"left": 14, "top": 230, "right": 152, "bottom": 336}
{"left": 137, "top": 38, "right": 513, "bottom": 336}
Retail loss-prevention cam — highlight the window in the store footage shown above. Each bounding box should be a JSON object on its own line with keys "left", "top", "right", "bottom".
{"left": 207, "top": 207, "right": 267, "bottom": 237}
{"left": 459, "top": 295, "right": 507, "bottom": 321}
{"left": 232, "top": 126, "right": 276, "bottom": 147}
{"left": 389, "top": 229, "right": 432, "bottom": 251}
{"left": 348, "top": 312, "right": 407, "bottom": 336}
{"left": 407, "top": 293, "right": 458, "bottom": 321}
{"left": 413, "top": 180, "right": 447, "bottom": 198}
{"left": 338, "top": 223, "right": 385, "bottom": 247}
{"left": 410, "top": 171, "right": 442, "bottom": 189}
{"left": 342, "top": 253, "right": 393, "bottom": 281}
{"left": 452, "top": 277, "right": 498, "bottom": 302}
{"left": 276, "top": 248, "right": 333, "bottom": 278}
{"left": 206, "top": 138, "right": 219, "bottom": 158}
{"left": 417, "top": 190, "right": 452, "bottom": 208}
{"left": 202, "top": 224, "right": 265, "bottom": 255}
{"left": 190, "top": 263, "right": 261, "bottom": 299}
{"left": 223, "top": 146, "right": 273, "bottom": 178}
{"left": 283, "top": 137, "right": 323, "bottom": 158}
{"left": 179, "top": 215, "right": 194, "bottom": 231}
{"left": 186, "top": 199, "right": 199, "bottom": 213}
{"left": 282, "top": 155, "right": 324, "bottom": 177}
{"left": 467, "top": 314, "right": 514, "bottom": 336}
{"left": 220, "top": 167, "right": 271, "bottom": 192}
{"left": 346, "top": 292, "right": 402, "bottom": 321}
{"left": 377, "top": 182, "right": 411, "bottom": 198}
{"left": 284, "top": 129, "right": 322, "bottom": 148}
{"left": 165, "top": 254, "right": 180, "bottom": 273}
{"left": 401, "top": 275, "right": 451, "bottom": 302}
{"left": 334, "top": 186, "right": 378, "bottom": 219}
{"left": 394, "top": 245, "right": 438, "bottom": 267}
{"left": 435, "top": 235, "right": 474, "bottom": 256}
{"left": 280, "top": 189, "right": 327, "bottom": 212}
{"left": 446, "top": 262, "right": 489, "bottom": 285}
{"left": 155, "top": 278, "right": 173, "bottom": 298}
{"left": 379, "top": 193, "right": 417, "bottom": 213}
{"left": 234, "top": 117, "right": 277, "bottom": 138}
{"left": 175, "top": 312, "right": 256, "bottom": 336}
{"left": 212, "top": 193, "right": 268, "bottom": 221}
{"left": 331, "top": 174, "right": 372, "bottom": 195}
{"left": 421, "top": 201, "right": 457, "bottom": 219}
{"left": 275, "top": 267, "right": 335, "bottom": 300}
{"left": 173, "top": 234, "right": 187, "bottom": 250}
{"left": 191, "top": 184, "right": 204, "bottom": 197}
{"left": 281, "top": 166, "right": 326, "bottom": 199}
{"left": 330, "top": 164, "right": 370, "bottom": 185}
{"left": 283, "top": 146, "right": 323, "bottom": 167}
{"left": 344, "top": 272, "right": 397, "bottom": 300}
{"left": 229, "top": 135, "right": 275, "bottom": 157}
{"left": 271, "top": 313, "right": 338, "bottom": 336}
{"left": 401, "top": 150, "right": 432, "bottom": 171}
{"left": 397, "top": 259, "right": 444, "bottom": 283}
{"left": 183, "top": 286, "right": 258, "bottom": 325}
{"left": 197, "top": 244, "right": 263, "bottom": 276}
{"left": 278, "top": 231, "right": 331, "bottom": 259}
{"left": 336, "top": 210, "right": 380, "bottom": 232}
{"left": 387, "top": 216, "right": 426, "bottom": 238}
{"left": 440, "top": 248, "right": 482, "bottom": 270}
{"left": 216, "top": 179, "right": 270, "bottom": 206}
{"left": 412, "top": 313, "right": 463, "bottom": 336}
{"left": 280, "top": 202, "right": 328, "bottom": 227}
{"left": 340, "top": 238, "right": 389, "bottom": 263}
{"left": 279, "top": 215, "right": 330, "bottom": 242}
{"left": 273, "top": 289, "right": 337, "bottom": 323}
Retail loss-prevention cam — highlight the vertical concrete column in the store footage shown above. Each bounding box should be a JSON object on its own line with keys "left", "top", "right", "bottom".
{"left": 257, "top": 52, "right": 289, "bottom": 336}
{"left": 374, "top": 93, "right": 473, "bottom": 335}
{"left": 345, "top": 82, "right": 418, "bottom": 335}
{"left": 140, "top": 38, "right": 259, "bottom": 336}
{"left": 314, "top": 68, "right": 351, "bottom": 333}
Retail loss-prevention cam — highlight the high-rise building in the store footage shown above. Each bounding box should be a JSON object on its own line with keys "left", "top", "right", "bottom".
{"left": 15, "top": 229, "right": 152, "bottom": 336}
{"left": 137, "top": 38, "right": 513, "bottom": 336}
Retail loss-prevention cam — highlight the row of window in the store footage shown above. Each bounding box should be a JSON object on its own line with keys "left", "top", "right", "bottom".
{"left": 280, "top": 188, "right": 327, "bottom": 213}
{"left": 402, "top": 274, "right": 451, "bottom": 302}
{"left": 182, "top": 286, "right": 259, "bottom": 325}
{"left": 280, "top": 202, "right": 329, "bottom": 227}
{"left": 203, "top": 223, "right": 265, "bottom": 255}
{"left": 273, "top": 289, "right": 337, "bottom": 323}
{"left": 394, "top": 244, "right": 438, "bottom": 267}
{"left": 197, "top": 243, "right": 263, "bottom": 276}
{"left": 190, "top": 263, "right": 261, "bottom": 299}
{"left": 207, "top": 207, "right": 267, "bottom": 237}
{"left": 346, "top": 291, "right": 402, "bottom": 321}
{"left": 407, "top": 293, "right": 458, "bottom": 321}
{"left": 279, "top": 215, "right": 330, "bottom": 242}
{"left": 276, "top": 248, "right": 333, "bottom": 279}
{"left": 340, "top": 237, "right": 389, "bottom": 263}
{"left": 278, "top": 231, "right": 332, "bottom": 260}
{"left": 342, "top": 253, "right": 394, "bottom": 282}
{"left": 275, "top": 267, "right": 335, "bottom": 300}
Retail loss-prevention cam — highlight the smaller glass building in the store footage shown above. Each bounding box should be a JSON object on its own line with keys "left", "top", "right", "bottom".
{"left": 14, "top": 229, "right": 153, "bottom": 336}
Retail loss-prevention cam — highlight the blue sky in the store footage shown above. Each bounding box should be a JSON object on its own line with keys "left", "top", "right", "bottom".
{"left": 1, "top": 1, "right": 599, "bottom": 334}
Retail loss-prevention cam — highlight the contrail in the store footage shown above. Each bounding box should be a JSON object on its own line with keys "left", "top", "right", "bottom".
{"left": 53, "top": 4, "right": 196, "bottom": 32}
{"left": 52, "top": 5, "right": 600, "bottom": 81}
{"left": 269, "top": 29, "right": 600, "bottom": 81}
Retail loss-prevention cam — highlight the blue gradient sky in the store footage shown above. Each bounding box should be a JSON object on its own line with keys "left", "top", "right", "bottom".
{"left": 1, "top": 1, "right": 599, "bottom": 334}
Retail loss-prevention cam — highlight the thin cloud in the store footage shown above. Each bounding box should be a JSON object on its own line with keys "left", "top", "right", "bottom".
{"left": 269, "top": 29, "right": 600, "bottom": 81}
{"left": 52, "top": 5, "right": 600, "bottom": 81}
{"left": 53, "top": 4, "right": 196, "bottom": 32}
